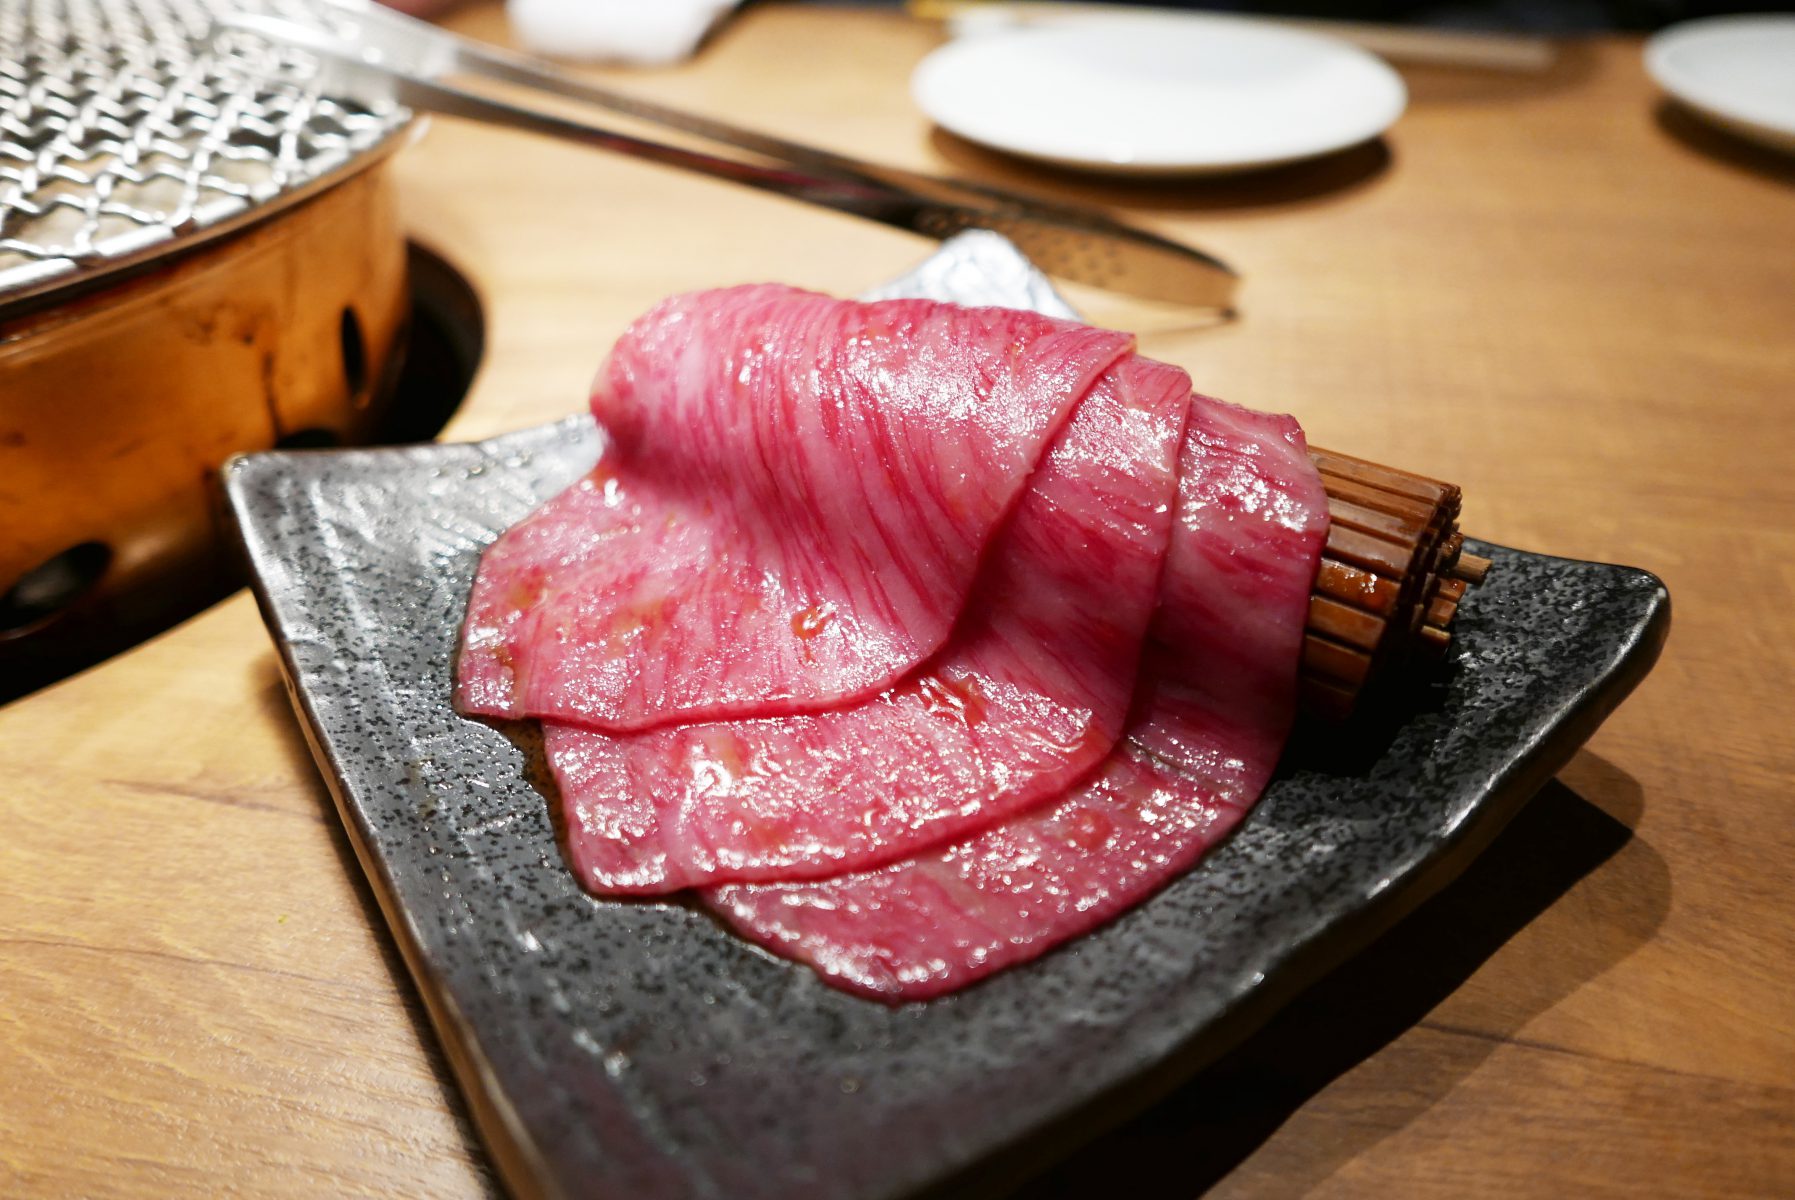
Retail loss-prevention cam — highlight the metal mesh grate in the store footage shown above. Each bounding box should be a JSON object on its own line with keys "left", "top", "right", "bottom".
{"left": 0, "top": 0, "right": 410, "bottom": 311}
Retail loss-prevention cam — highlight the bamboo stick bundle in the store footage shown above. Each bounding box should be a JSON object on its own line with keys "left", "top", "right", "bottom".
{"left": 1301, "top": 448, "right": 1489, "bottom": 718}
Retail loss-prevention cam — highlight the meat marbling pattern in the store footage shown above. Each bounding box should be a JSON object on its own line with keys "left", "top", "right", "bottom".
{"left": 455, "top": 285, "right": 1133, "bottom": 732}
{"left": 545, "top": 355, "right": 1193, "bottom": 891}
{"left": 454, "top": 285, "right": 1329, "bottom": 1001}
{"left": 707, "top": 399, "right": 1328, "bottom": 1000}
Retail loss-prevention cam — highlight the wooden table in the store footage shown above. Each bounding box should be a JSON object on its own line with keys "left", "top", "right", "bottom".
{"left": 4, "top": 5, "right": 1792, "bottom": 1195}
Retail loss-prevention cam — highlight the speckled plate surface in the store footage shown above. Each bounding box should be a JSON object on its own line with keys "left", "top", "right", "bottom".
{"left": 224, "top": 236, "right": 1668, "bottom": 1200}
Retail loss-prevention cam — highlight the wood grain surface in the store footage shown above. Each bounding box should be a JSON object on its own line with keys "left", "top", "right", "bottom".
{"left": 4, "top": 4, "right": 1792, "bottom": 1196}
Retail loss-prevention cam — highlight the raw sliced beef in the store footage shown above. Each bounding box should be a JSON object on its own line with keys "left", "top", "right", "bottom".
{"left": 705, "top": 398, "right": 1329, "bottom": 1001}
{"left": 455, "top": 285, "right": 1134, "bottom": 732}
{"left": 545, "top": 356, "right": 1193, "bottom": 892}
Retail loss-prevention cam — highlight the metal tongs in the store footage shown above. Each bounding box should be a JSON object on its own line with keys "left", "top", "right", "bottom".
{"left": 214, "top": 1, "right": 1238, "bottom": 309}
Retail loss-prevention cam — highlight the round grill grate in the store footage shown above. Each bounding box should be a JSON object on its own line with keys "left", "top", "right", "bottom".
{"left": 0, "top": 0, "right": 410, "bottom": 315}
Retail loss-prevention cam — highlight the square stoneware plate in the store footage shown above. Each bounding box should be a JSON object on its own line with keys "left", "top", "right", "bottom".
{"left": 225, "top": 233, "right": 1669, "bottom": 1200}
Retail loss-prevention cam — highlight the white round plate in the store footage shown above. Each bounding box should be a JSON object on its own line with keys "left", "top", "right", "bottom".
{"left": 1646, "top": 15, "right": 1795, "bottom": 154}
{"left": 910, "top": 14, "right": 1407, "bottom": 176}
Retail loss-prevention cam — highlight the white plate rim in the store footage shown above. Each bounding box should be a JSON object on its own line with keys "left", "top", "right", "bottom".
{"left": 1645, "top": 14, "right": 1795, "bottom": 153}
{"left": 910, "top": 13, "right": 1408, "bottom": 177}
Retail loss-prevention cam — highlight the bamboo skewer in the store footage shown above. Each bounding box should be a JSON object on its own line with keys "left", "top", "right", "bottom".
{"left": 1300, "top": 448, "right": 1487, "bottom": 719}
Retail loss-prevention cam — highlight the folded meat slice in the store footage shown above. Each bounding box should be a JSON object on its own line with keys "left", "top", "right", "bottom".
{"left": 455, "top": 285, "right": 1134, "bottom": 732}
{"left": 705, "top": 398, "right": 1329, "bottom": 1001}
{"left": 545, "top": 356, "right": 1192, "bottom": 892}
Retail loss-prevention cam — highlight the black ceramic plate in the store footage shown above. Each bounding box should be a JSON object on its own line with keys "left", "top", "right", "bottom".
{"left": 225, "top": 236, "right": 1668, "bottom": 1200}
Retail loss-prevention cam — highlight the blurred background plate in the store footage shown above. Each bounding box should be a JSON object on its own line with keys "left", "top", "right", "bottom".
{"left": 1646, "top": 15, "right": 1795, "bottom": 154}
{"left": 910, "top": 13, "right": 1407, "bottom": 175}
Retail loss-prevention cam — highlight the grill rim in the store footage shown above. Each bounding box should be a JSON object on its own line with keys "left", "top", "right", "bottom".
{"left": 0, "top": 0, "right": 416, "bottom": 320}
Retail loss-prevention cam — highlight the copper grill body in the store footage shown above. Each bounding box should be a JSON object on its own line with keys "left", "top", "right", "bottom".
{"left": 1, "top": 0, "right": 413, "bottom": 694}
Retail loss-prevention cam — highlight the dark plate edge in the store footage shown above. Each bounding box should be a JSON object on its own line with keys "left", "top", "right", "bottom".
{"left": 927, "top": 561, "right": 1672, "bottom": 1197}
{"left": 221, "top": 454, "right": 565, "bottom": 1200}
{"left": 223, "top": 448, "right": 1671, "bottom": 1200}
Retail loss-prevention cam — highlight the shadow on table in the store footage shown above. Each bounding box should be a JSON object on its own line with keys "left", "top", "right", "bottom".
{"left": 927, "top": 127, "right": 1395, "bottom": 215}
{"left": 1654, "top": 100, "right": 1795, "bottom": 188}
{"left": 921, "top": 41, "right": 1612, "bottom": 221}
{"left": 1011, "top": 751, "right": 1668, "bottom": 1199}
{"left": 258, "top": 660, "right": 505, "bottom": 1197}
